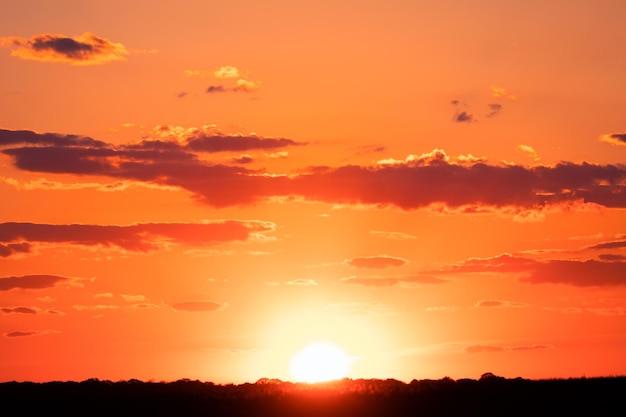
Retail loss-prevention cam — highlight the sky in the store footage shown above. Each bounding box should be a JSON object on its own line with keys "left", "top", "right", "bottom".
{"left": 1, "top": 0, "right": 626, "bottom": 384}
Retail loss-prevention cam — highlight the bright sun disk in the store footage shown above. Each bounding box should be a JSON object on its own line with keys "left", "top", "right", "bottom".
{"left": 289, "top": 341, "right": 352, "bottom": 383}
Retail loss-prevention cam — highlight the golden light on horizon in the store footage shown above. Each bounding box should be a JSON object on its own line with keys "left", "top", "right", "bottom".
{"left": 289, "top": 341, "right": 353, "bottom": 383}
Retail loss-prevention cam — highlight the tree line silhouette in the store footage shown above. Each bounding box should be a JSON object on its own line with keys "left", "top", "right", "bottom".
{"left": 1, "top": 373, "right": 624, "bottom": 416}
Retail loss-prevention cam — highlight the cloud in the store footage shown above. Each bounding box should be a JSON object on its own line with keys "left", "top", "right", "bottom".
{"left": 587, "top": 239, "right": 626, "bottom": 250}
{"left": 205, "top": 81, "right": 258, "bottom": 93}
{"left": 517, "top": 144, "right": 540, "bottom": 161}
{"left": 3, "top": 329, "right": 60, "bottom": 338}
{"left": 433, "top": 253, "right": 626, "bottom": 287}
{"left": 1, "top": 306, "right": 38, "bottom": 314}
{"left": 72, "top": 303, "right": 162, "bottom": 311}
{"left": 286, "top": 278, "right": 318, "bottom": 286}
{"left": 425, "top": 306, "right": 459, "bottom": 313}
{"left": 121, "top": 294, "right": 145, "bottom": 302}
{"left": 0, "top": 242, "right": 31, "bottom": 257}
{"left": 0, "top": 221, "right": 275, "bottom": 256}
{"left": 214, "top": 65, "right": 242, "bottom": 79}
{"left": 206, "top": 85, "right": 227, "bottom": 93}
{"left": 600, "top": 133, "right": 626, "bottom": 147}
{"left": 465, "top": 345, "right": 505, "bottom": 353}
{"left": 519, "top": 259, "right": 626, "bottom": 286}
{"left": 0, "top": 275, "right": 70, "bottom": 291}
{"left": 486, "top": 103, "right": 503, "bottom": 118}
{"left": 340, "top": 275, "right": 444, "bottom": 287}
{"left": 369, "top": 230, "right": 418, "bottom": 240}
{"left": 94, "top": 293, "right": 114, "bottom": 298}
{"left": 346, "top": 256, "right": 407, "bottom": 269}
{"left": 599, "top": 254, "right": 626, "bottom": 261}
{"left": 586, "top": 306, "right": 626, "bottom": 316}
{"left": 453, "top": 110, "right": 474, "bottom": 123}
{"left": 474, "top": 299, "right": 531, "bottom": 308}
{"left": 465, "top": 343, "right": 550, "bottom": 353}
{"left": 3, "top": 128, "right": 626, "bottom": 211}
{"left": 232, "top": 154, "right": 254, "bottom": 164}
{"left": 0, "top": 32, "right": 128, "bottom": 65}
{"left": 232, "top": 79, "right": 257, "bottom": 92}
{"left": 171, "top": 301, "right": 227, "bottom": 312}
{"left": 1, "top": 306, "right": 62, "bottom": 315}
{"left": 491, "top": 86, "right": 516, "bottom": 100}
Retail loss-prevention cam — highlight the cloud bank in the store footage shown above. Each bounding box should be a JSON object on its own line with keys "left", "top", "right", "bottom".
{"left": 2, "top": 128, "right": 625, "bottom": 211}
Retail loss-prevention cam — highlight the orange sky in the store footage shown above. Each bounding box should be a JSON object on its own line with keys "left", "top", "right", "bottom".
{"left": 1, "top": 0, "right": 625, "bottom": 383}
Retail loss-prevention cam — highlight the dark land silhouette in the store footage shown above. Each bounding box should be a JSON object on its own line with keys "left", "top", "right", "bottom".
{"left": 1, "top": 373, "right": 624, "bottom": 416}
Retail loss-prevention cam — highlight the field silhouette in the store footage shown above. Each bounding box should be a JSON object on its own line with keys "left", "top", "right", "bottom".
{"left": 2, "top": 373, "right": 624, "bottom": 416}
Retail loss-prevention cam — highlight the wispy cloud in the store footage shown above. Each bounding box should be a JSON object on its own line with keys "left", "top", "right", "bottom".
{"left": 3, "top": 329, "right": 61, "bottom": 338}
{"left": 286, "top": 278, "right": 318, "bottom": 286}
{"left": 474, "top": 299, "right": 531, "bottom": 308}
{"left": 465, "top": 343, "right": 550, "bottom": 353}
{"left": 346, "top": 256, "right": 408, "bottom": 269}
{"left": 369, "top": 230, "right": 418, "bottom": 240}
{"left": 340, "top": 274, "right": 445, "bottom": 287}
{"left": 0, "top": 32, "right": 129, "bottom": 65}
{"left": 171, "top": 301, "right": 228, "bottom": 312}
{"left": 1, "top": 306, "right": 63, "bottom": 315}
{"left": 600, "top": 132, "right": 626, "bottom": 147}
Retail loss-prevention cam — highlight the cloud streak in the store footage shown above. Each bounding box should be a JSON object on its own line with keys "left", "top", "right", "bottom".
{"left": 171, "top": 301, "right": 227, "bottom": 312}
{"left": 346, "top": 256, "right": 408, "bottom": 269}
{"left": 0, "top": 221, "right": 275, "bottom": 256}
{"left": 0, "top": 275, "right": 70, "bottom": 291}
{"left": 433, "top": 253, "right": 626, "bottom": 286}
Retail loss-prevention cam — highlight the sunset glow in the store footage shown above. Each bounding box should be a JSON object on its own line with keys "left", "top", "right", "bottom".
{"left": 1, "top": 1, "right": 625, "bottom": 384}
{"left": 290, "top": 342, "right": 352, "bottom": 383}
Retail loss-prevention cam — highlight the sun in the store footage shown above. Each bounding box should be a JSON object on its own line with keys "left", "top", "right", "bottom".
{"left": 289, "top": 341, "right": 352, "bottom": 383}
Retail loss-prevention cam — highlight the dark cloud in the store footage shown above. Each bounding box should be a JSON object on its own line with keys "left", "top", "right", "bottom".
{"left": 0, "top": 275, "right": 69, "bottom": 291}
{"left": 0, "top": 32, "right": 128, "bottom": 65}
{"left": 1, "top": 306, "right": 38, "bottom": 314}
{"left": 486, "top": 103, "right": 503, "bottom": 118}
{"left": 347, "top": 256, "right": 407, "bottom": 269}
{"left": 519, "top": 259, "right": 626, "bottom": 286}
{"left": 453, "top": 111, "right": 474, "bottom": 123}
{"left": 2, "top": 129, "right": 626, "bottom": 210}
{"left": 186, "top": 135, "right": 300, "bottom": 152}
{"left": 171, "top": 301, "right": 227, "bottom": 312}
{"left": 0, "top": 242, "right": 32, "bottom": 257}
{"left": 206, "top": 85, "right": 226, "bottom": 93}
{"left": 3, "top": 329, "right": 58, "bottom": 338}
{"left": 0, "top": 129, "right": 108, "bottom": 148}
{"left": 598, "top": 254, "right": 626, "bottom": 261}
{"left": 587, "top": 240, "right": 626, "bottom": 250}
{"left": 232, "top": 155, "right": 254, "bottom": 164}
{"left": 0, "top": 221, "right": 274, "bottom": 256}
{"left": 433, "top": 254, "right": 626, "bottom": 287}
